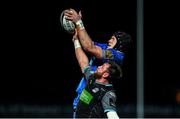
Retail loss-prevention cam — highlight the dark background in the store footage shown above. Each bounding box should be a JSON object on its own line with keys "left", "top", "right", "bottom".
{"left": 144, "top": 1, "right": 179, "bottom": 103}
{"left": 1, "top": 0, "right": 179, "bottom": 118}
{"left": 144, "top": 0, "right": 179, "bottom": 117}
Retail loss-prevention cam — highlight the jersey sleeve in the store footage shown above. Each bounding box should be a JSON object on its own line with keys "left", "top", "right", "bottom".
{"left": 82, "top": 66, "right": 94, "bottom": 81}
{"left": 101, "top": 90, "right": 117, "bottom": 113}
{"left": 94, "top": 42, "right": 108, "bottom": 49}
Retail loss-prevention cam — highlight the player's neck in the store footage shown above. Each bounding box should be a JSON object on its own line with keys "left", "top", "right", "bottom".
{"left": 96, "top": 78, "right": 109, "bottom": 85}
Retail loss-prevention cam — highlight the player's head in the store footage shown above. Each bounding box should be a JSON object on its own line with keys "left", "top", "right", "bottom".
{"left": 108, "top": 31, "right": 131, "bottom": 52}
{"left": 94, "top": 61, "right": 122, "bottom": 82}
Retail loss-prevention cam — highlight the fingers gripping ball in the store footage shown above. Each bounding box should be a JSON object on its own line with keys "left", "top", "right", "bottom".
{"left": 60, "top": 11, "right": 75, "bottom": 34}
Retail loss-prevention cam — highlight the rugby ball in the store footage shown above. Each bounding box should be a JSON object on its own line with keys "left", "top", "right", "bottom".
{"left": 60, "top": 11, "right": 75, "bottom": 34}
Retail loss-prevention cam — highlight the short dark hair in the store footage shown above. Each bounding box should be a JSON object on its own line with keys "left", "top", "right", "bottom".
{"left": 113, "top": 31, "right": 131, "bottom": 52}
{"left": 107, "top": 61, "right": 123, "bottom": 81}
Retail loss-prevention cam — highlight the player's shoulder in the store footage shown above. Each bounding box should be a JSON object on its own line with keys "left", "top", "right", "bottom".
{"left": 94, "top": 42, "right": 108, "bottom": 49}
{"left": 104, "top": 90, "right": 117, "bottom": 98}
{"left": 101, "top": 90, "right": 117, "bottom": 104}
{"left": 106, "top": 48, "right": 124, "bottom": 55}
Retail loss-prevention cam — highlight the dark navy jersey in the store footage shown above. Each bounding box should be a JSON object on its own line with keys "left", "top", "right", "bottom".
{"left": 75, "top": 66, "right": 117, "bottom": 118}
{"left": 73, "top": 42, "right": 124, "bottom": 109}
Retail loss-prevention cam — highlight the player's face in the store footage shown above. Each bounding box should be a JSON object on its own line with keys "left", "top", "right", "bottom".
{"left": 108, "top": 36, "right": 117, "bottom": 48}
{"left": 94, "top": 63, "right": 110, "bottom": 78}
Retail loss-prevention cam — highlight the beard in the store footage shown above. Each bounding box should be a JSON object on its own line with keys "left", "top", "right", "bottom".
{"left": 93, "top": 72, "right": 103, "bottom": 79}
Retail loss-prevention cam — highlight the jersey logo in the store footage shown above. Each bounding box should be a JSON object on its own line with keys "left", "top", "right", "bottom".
{"left": 105, "top": 50, "right": 114, "bottom": 59}
{"left": 80, "top": 89, "right": 93, "bottom": 104}
{"left": 92, "top": 88, "right": 99, "bottom": 93}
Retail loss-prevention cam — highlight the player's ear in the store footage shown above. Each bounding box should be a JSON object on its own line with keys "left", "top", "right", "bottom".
{"left": 103, "top": 72, "right": 109, "bottom": 78}
{"left": 79, "top": 11, "right": 82, "bottom": 18}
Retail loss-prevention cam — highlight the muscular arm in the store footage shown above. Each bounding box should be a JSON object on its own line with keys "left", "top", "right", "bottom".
{"left": 64, "top": 9, "right": 103, "bottom": 59}
{"left": 74, "top": 39, "right": 89, "bottom": 71}
{"left": 76, "top": 27, "right": 103, "bottom": 59}
{"left": 102, "top": 91, "right": 120, "bottom": 119}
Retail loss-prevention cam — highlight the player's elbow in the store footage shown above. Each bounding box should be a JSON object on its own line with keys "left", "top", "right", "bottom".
{"left": 84, "top": 45, "right": 94, "bottom": 53}
{"left": 83, "top": 42, "right": 94, "bottom": 52}
{"left": 84, "top": 46, "right": 91, "bottom": 52}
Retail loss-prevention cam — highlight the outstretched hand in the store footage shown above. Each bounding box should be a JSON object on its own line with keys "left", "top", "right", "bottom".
{"left": 64, "top": 8, "right": 82, "bottom": 23}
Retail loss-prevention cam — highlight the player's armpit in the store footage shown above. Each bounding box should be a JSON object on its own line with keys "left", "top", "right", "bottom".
{"left": 87, "top": 45, "right": 103, "bottom": 59}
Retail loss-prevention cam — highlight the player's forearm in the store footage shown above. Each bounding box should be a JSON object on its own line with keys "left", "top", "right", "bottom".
{"left": 74, "top": 40, "right": 89, "bottom": 71}
{"left": 75, "top": 20, "right": 95, "bottom": 52}
{"left": 78, "top": 29, "right": 95, "bottom": 51}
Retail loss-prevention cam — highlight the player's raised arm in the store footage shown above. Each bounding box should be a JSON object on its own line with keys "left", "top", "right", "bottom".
{"left": 72, "top": 30, "right": 89, "bottom": 71}
{"left": 64, "top": 9, "right": 103, "bottom": 59}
